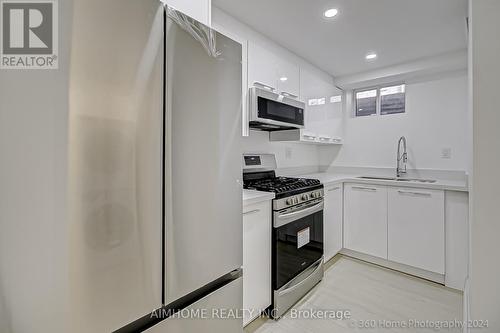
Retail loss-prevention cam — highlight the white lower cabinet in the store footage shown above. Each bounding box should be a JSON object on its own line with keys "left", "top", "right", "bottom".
{"left": 445, "top": 191, "right": 469, "bottom": 290}
{"left": 344, "top": 184, "right": 388, "bottom": 259}
{"left": 242, "top": 201, "right": 271, "bottom": 326}
{"left": 324, "top": 184, "right": 343, "bottom": 262}
{"left": 388, "top": 187, "right": 445, "bottom": 274}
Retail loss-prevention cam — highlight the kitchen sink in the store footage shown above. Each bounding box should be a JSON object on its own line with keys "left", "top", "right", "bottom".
{"left": 357, "top": 176, "right": 397, "bottom": 181}
{"left": 357, "top": 176, "right": 437, "bottom": 183}
{"left": 397, "top": 178, "right": 437, "bottom": 183}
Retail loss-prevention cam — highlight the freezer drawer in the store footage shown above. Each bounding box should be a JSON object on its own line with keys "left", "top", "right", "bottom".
{"left": 146, "top": 278, "right": 243, "bottom": 333}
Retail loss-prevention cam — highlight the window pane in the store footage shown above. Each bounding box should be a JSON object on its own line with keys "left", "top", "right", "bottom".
{"left": 355, "top": 89, "right": 377, "bottom": 116}
{"left": 380, "top": 84, "right": 405, "bottom": 115}
{"left": 330, "top": 95, "right": 342, "bottom": 103}
{"left": 308, "top": 99, "right": 318, "bottom": 106}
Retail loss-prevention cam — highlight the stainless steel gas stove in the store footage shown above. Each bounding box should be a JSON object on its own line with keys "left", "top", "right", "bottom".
{"left": 243, "top": 154, "right": 324, "bottom": 319}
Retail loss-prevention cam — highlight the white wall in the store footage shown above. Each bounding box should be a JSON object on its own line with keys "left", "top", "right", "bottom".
{"left": 320, "top": 73, "right": 468, "bottom": 171}
{"left": 335, "top": 50, "right": 467, "bottom": 90}
{"left": 241, "top": 131, "right": 319, "bottom": 171}
{"left": 469, "top": 0, "right": 500, "bottom": 331}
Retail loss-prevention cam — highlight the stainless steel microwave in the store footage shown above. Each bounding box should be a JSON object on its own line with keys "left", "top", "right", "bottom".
{"left": 249, "top": 86, "right": 306, "bottom": 131}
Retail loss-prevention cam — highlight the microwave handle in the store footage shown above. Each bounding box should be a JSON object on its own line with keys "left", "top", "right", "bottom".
{"left": 253, "top": 81, "right": 276, "bottom": 92}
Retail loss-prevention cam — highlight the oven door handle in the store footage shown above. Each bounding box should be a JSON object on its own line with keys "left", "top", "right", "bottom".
{"left": 277, "top": 257, "right": 323, "bottom": 297}
{"left": 274, "top": 201, "right": 324, "bottom": 228}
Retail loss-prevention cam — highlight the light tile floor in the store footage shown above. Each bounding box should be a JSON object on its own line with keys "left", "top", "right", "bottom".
{"left": 245, "top": 255, "right": 463, "bottom": 333}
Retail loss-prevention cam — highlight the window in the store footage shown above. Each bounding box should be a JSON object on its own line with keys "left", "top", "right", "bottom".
{"left": 330, "top": 95, "right": 342, "bottom": 103}
{"left": 355, "top": 89, "right": 377, "bottom": 117}
{"left": 380, "top": 84, "right": 405, "bottom": 115}
{"left": 354, "top": 84, "right": 405, "bottom": 117}
{"left": 308, "top": 95, "right": 342, "bottom": 106}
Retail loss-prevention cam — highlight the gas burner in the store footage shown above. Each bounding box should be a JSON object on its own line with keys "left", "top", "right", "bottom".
{"left": 243, "top": 175, "right": 322, "bottom": 197}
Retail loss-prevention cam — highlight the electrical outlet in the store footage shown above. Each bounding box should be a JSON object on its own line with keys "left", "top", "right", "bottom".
{"left": 441, "top": 148, "right": 452, "bottom": 159}
{"left": 285, "top": 147, "right": 292, "bottom": 159}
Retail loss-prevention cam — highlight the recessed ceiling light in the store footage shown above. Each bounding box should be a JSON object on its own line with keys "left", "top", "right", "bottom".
{"left": 365, "top": 52, "right": 377, "bottom": 60}
{"left": 324, "top": 8, "right": 338, "bottom": 18}
{"left": 279, "top": 77, "right": 288, "bottom": 82}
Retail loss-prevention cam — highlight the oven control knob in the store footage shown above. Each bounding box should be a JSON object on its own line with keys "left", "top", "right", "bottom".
{"left": 286, "top": 198, "right": 293, "bottom": 205}
{"left": 316, "top": 191, "right": 321, "bottom": 198}
{"left": 302, "top": 194, "right": 309, "bottom": 200}
{"left": 293, "top": 197, "right": 298, "bottom": 204}
{"left": 310, "top": 192, "right": 315, "bottom": 198}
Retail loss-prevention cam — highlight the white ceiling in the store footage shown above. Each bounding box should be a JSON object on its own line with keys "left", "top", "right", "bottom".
{"left": 213, "top": 0, "right": 468, "bottom": 77}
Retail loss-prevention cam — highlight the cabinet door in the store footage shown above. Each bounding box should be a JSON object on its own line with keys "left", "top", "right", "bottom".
{"left": 344, "top": 184, "right": 387, "bottom": 259}
{"left": 324, "top": 184, "right": 343, "bottom": 262}
{"left": 300, "top": 68, "right": 343, "bottom": 140}
{"left": 165, "top": 0, "right": 211, "bottom": 26}
{"left": 247, "top": 42, "right": 278, "bottom": 91}
{"left": 243, "top": 201, "right": 271, "bottom": 326}
{"left": 445, "top": 191, "right": 469, "bottom": 290}
{"left": 275, "top": 58, "right": 300, "bottom": 97}
{"left": 388, "top": 188, "right": 445, "bottom": 274}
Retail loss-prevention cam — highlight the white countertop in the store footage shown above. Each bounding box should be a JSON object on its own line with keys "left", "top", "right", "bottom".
{"left": 242, "top": 171, "right": 467, "bottom": 207}
{"left": 296, "top": 172, "right": 469, "bottom": 192}
{"left": 243, "top": 189, "right": 275, "bottom": 206}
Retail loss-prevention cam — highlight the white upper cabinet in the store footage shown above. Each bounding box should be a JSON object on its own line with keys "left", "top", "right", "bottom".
{"left": 247, "top": 42, "right": 300, "bottom": 97}
{"left": 300, "top": 67, "right": 344, "bottom": 144}
{"left": 275, "top": 58, "right": 300, "bottom": 97}
{"left": 388, "top": 187, "right": 445, "bottom": 274}
{"left": 269, "top": 67, "right": 344, "bottom": 145}
{"left": 247, "top": 42, "right": 279, "bottom": 91}
{"left": 165, "top": 0, "right": 211, "bottom": 26}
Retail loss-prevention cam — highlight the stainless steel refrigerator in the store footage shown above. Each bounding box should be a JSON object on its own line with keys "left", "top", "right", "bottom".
{"left": 68, "top": 0, "right": 243, "bottom": 332}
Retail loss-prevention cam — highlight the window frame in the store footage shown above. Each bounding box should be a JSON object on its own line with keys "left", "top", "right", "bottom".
{"left": 353, "top": 82, "right": 406, "bottom": 117}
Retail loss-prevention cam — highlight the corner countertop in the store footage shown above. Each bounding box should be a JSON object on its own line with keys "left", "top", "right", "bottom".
{"left": 243, "top": 189, "right": 275, "bottom": 206}
{"left": 296, "top": 172, "right": 469, "bottom": 192}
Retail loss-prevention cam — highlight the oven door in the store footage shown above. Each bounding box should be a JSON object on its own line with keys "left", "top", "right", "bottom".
{"left": 273, "top": 200, "right": 324, "bottom": 290}
{"left": 249, "top": 87, "right": 305, "bottom": 129}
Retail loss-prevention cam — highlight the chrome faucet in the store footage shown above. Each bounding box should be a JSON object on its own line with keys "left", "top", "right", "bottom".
{"left": 396, "top": 136, "right": 407, "bottom": 177}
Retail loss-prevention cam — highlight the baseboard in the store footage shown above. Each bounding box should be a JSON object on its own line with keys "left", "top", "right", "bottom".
{"left": 340, "top": 249, "right": 445, "bottom": 284}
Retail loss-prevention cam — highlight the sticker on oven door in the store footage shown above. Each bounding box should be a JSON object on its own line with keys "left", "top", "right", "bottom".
{"left": 297, "top": 227, "right": 310, "bottom": 249}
